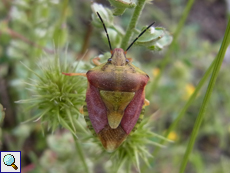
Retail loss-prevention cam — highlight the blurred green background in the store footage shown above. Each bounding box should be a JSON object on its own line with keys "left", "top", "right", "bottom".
{"left": 0, "top": 0, "right": 230, "bottom": 172}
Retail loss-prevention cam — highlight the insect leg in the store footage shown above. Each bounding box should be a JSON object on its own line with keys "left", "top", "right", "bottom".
{"left": 144, "top": 99, "right": 150, "bottom": 106}
{"left": 79, "top": 106, "right": 84, "bottom": 114}
{"left": 92, "top": 57, "right": 101, "bottom": 66}
{"left": 62, "top": 72, "right": 86, "bottom": 77}
{"left": 131, "top": 105, "right": 145, "bottom": 134}
{"left": 82, "top": 103, "right": 96, "bottom": 136}
{"left": 130, "top": 98, "right": 149, "bottom": 134}
{"left": 127, "top": 58, "right": 133, "bottom": 63}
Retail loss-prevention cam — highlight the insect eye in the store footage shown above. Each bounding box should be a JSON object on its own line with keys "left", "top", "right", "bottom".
{"left": 108, "top": 58, "right": 112, "bottom": 63}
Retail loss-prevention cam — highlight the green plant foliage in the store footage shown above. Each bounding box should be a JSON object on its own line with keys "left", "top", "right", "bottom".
{"left": 101, "top": 28, "right": 123, "bottom": 48}
{"left": 179, "top": 18, "right": 230, "bottom": 173}
{"left": 108, "top": 0, "right": 136, "bottom": 16}
{"left": 109, "top": 118, "right": 171, "bottom": 172}
{"left": 135, "top": 27, "right": 172, "bottom": 50}
{"left": 91, "top": 3, "right": 114, "bottom": 28}
{"left": 16, "top": 54, "right": 87, "bottom": 135}
{"left": 0, "top": 104, "right": 5, "bottom": 125}
{"left": 0, "top": 104, "right": 5, "bottom": 148}
{"left": 1, "top": 0, "right": 230, "bottom": 173}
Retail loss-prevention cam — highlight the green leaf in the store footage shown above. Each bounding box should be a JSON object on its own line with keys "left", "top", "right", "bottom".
{"left": 108, "top": 0, "right": 136, "bottom": 8}
{"left": 91, "top": 3, "right": 114, "bottom": 28}
{"left": 135, "top": 27, "right": 173, "bottom": 51}
{"left": 53, "top": 27, "right": 68, "bottom": 47}
{"left": 0, "top": 104, "right": 5, "bottom": 125}
{"left": 0, "top": 104, "right": 5, "bottom": 146}
{"left": 101, "top": 28, "right": 122, "bottom": 48}
{"left": 179, "top": 18, "right": 230, "bottom": 173}
{"left": 108, "top": 0, "right": 136, "bottom": 16}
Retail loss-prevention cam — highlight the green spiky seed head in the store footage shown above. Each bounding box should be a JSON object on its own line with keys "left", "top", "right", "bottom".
{"left": 16, "top": 54, "right": 87, "bottom": 136}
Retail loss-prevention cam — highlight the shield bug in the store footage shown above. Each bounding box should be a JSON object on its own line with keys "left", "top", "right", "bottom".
{"left": 63, "top": 12, "right": 154, "bottom": 152}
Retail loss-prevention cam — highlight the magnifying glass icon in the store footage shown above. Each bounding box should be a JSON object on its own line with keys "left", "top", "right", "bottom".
{"left": 3, "top": 154, "right": 18, "bottom": 170}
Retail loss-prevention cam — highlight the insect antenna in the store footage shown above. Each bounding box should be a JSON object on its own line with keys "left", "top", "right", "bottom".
{"left": 96, "top": 12, "right": 113, "bottom": 52}
{"left": 125, "top": 22, "right": 155, "bottom": 52}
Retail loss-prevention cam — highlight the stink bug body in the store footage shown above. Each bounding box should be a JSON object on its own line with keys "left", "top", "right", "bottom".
{"left": 63, "top": 13, "right": 154, "bottom": 152}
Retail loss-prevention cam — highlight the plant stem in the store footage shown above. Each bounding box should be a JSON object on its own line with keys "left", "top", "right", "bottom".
{"left": 0, "top": 27, "right": 54, "bottom": 54}
{"left": 179, "top": 18, "right": 230, "bottom": 173}
{"left": 59, "top": 0, "right": 69, "bottom": 25}
{"left": 146, "top": 0, "right": 195, "bottom": 97}
{"left": 120, "top": 0, "right": 147, "bottom": 49}
{"left": 73, "top": 135, "right": 90, "bottom": 173}
{"left": 142, "top": 56, "right": 216, "bottom": 172}
{"left": 154, "top": 57, "right": 216, "bottom": 156}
